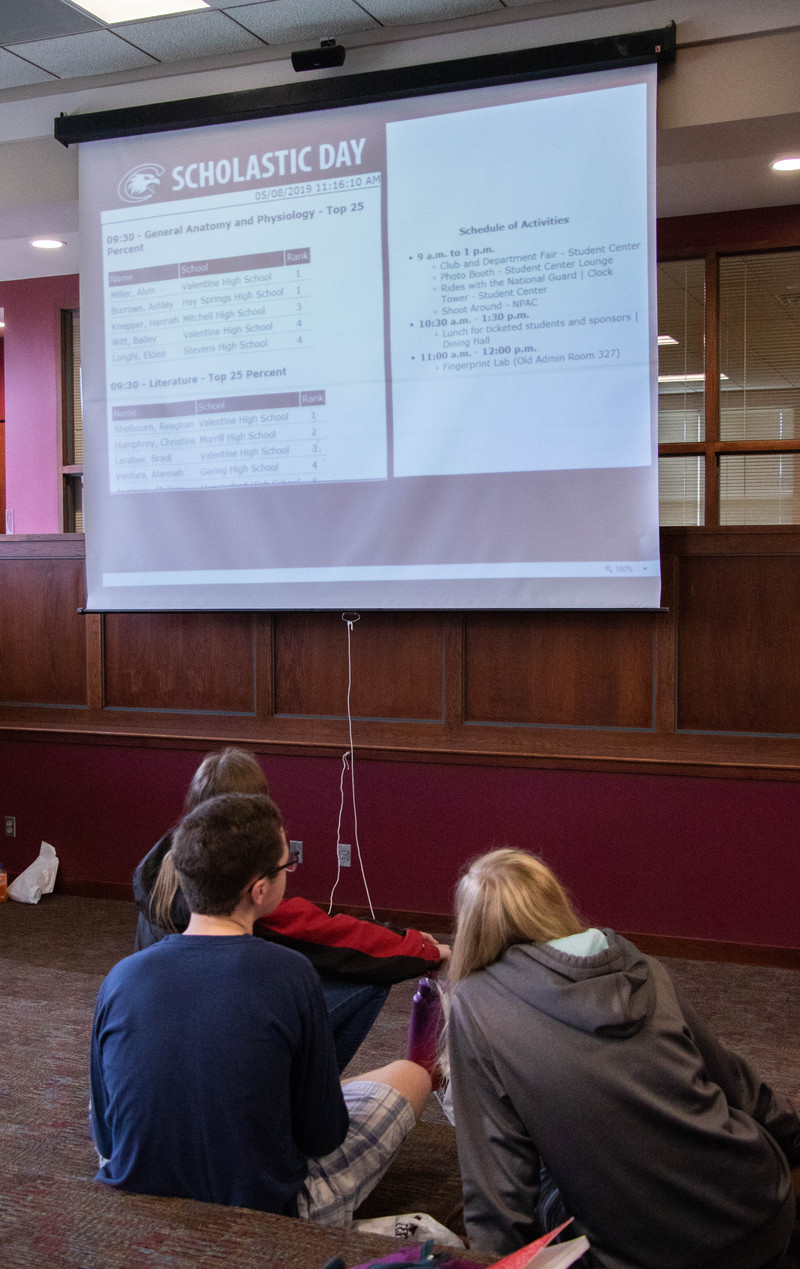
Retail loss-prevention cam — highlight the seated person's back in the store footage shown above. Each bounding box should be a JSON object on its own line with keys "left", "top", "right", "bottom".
{"left": 92, "top": 928, "right": 345, "bottom": 1210}
{"left": 92, "top": 793, "right": 430, "bottom": 1218}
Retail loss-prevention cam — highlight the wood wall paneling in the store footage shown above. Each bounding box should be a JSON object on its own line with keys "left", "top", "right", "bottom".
{"left": 464, "top": 611, "right": 656, "bottom": 728}
{"left": 274, "top": 612, "right": 445, "bottom": 720}
{"left": 658, "top": 205, "right": 800, "bottom": 259}
{"left": 677, "top": 554, "right": 800, "bottom": 734}
{"left": 4, "top": 533, "right": 800, "bottom": 776}
{"left": 103, "top": 612, "right": 257, "bottom": 713}
{"left": 0, "top": 558, "right": 87, "bottom": 705}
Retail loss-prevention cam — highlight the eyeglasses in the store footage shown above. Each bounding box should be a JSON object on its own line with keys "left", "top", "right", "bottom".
{"left": 247, "top": 850, "right": 299, "bottom": 898}
{"left": 270, "top": 849, "right": 299, "bottom": 877}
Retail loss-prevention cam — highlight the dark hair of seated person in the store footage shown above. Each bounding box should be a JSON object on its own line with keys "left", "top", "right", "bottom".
{"left": 171, "top": 793, "right": 285, "bottom": 917}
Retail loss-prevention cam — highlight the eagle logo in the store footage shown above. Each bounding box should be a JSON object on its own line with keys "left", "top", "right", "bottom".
{"left": 118, "top": 163, "right": 165, "bottom": 203}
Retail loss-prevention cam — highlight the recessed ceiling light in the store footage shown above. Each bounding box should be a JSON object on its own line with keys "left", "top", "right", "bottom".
{"left": 71, "top": 0, "right": 208, "bottom": 21}
{"left": 657, "top": 335, "right": 678, "bottom": 345}
{"left": 31, "top": 238, "right": 66, "bottom": 249}
{"left": 771, "top": 157, "right": 800, "bottom": 172}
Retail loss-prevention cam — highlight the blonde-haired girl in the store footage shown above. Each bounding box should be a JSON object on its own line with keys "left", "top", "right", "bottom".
{"left": 135, "top": 747, "right": 270, "bottom": 945}
{"left": 447, "top": 849, "right": 799, "bottom": 1269}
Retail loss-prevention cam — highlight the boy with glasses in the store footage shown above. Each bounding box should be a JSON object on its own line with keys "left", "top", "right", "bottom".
{"left": 133, "top": 746, "right": 450, "bottom": 1073}
{"left": 91, "top": 792, "right": 430, "bottom": 1220}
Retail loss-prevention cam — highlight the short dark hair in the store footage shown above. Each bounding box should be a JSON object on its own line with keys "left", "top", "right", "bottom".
{"left": 171, "top": 793, "right": 284, "bottom": 916}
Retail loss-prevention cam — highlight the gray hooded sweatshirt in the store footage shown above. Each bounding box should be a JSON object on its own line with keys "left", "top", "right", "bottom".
{"left": 449, "top": 932, "right": 799, "bottom": 1269}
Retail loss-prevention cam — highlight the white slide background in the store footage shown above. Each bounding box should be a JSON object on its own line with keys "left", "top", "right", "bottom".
{"left": 387, "top": 83, "right": 651, "bottom": 477}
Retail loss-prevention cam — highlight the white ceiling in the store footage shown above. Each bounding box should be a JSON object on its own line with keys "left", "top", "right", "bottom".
{"left": 0, "top": 0, "right": 604, "bottom": 85}
{"left": 0, "top": 0, "right": 796, "bottom": 88}
{"left": 0, "top": 0, "right": 797, "bottom": 280}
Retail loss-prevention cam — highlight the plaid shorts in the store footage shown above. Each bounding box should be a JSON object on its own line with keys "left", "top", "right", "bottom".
{"left": 296, "top": 1080, "right": 415, "bottom": 1227}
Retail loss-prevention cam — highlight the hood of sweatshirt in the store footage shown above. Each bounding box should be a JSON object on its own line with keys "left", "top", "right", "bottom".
{"left": 482, "top": 932, "right": 654, "bottom": 1038}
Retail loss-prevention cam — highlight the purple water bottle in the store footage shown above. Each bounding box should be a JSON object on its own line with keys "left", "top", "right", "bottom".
{"left": 407, "top": 976, "right": 444, "bottom": 1081}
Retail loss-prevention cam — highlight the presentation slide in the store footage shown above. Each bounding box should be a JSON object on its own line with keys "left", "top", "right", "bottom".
{"left": 79, "top": 64, "right": 660, "bottom": 611}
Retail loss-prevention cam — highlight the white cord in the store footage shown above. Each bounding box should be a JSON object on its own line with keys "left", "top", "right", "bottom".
{"left": 327, "top": 614, "right": 376, "bottom": 919}
{"left": 327, "top": 750, "right": 349, "bottom": 912}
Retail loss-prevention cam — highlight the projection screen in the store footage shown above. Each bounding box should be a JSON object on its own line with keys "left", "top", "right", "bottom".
{"left": 78, "top": 61, "right": 660, "bottom": 611}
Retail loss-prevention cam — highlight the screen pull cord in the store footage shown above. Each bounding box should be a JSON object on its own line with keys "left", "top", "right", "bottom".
{"left": 328, "top": 614, "right": 376, "bottom": 920}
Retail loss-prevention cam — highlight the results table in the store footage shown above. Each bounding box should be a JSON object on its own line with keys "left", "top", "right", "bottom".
{"left": 101, "top": 174, "right": 387, "bottom": 491}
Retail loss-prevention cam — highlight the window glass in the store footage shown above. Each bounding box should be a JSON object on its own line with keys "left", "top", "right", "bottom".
{"left": 62, "top": 309, "right": 83, "bottom": 531}
{"left": 657, "top": 259, "right": 705, "bottom": 443}
{"left": 71, "top": 312, "right": 83, "bottom": 466}
{"left": 64, "top": 473, "right": 84, "bottom": 532}
{"left": 719, "top": 251, "right": 800, "bottom": 442}
{"left": 63, "top": 310, "right": 82, "bottom": 465}
{"left": 658, "top": 455, "right": 705, "bottom": 526}
{"left": 720, "top": 454, "right": 799, "bottom": 524}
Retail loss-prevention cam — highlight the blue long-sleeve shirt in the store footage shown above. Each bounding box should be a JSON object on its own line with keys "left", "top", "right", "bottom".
{"left": 90, "top": 933, "right": 348, "bottom": 1212}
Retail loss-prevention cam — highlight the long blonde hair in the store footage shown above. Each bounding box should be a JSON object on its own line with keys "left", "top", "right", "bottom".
{"left": 150, "top": 748, "right": 270, "bottom": 931}
{"left": 448, "top": 849, "right": 584, "bottom": 985}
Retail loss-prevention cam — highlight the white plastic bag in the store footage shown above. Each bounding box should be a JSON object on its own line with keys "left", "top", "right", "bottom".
{"left": 352, "top": 1212, "right": 464, "bottom": 1248}
{"left": 8, "top": 841, "right": 59, "bottom": 904}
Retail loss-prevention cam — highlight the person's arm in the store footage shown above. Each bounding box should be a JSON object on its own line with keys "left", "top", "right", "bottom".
{"left": 289, "top": 959, "right": 350, "bottom": 1159}
{"left": 673, "top": 977, "right": 800, "bottom": 1166}
{"left": 255, "top": 896, "right": 446, "bottom": 984}
{"left": 89, "top": 993, "right": 113, "bottom": 1164}
{"left": 448, "top": 989, "right": 543, "bottom": 1256}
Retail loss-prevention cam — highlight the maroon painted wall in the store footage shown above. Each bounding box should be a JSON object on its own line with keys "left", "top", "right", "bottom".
{"left": 1, "top": 274, "right": 79, "bottom": 534}
{"left": 1, "top": 737, "right": 797, "bottom": 948}
{"left": 0, "top": 335, "right": 5, "bottom": 528}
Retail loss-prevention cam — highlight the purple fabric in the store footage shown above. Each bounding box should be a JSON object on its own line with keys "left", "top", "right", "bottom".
{"left": 347, "top": 1246, "right": 484, "bottom": 1269}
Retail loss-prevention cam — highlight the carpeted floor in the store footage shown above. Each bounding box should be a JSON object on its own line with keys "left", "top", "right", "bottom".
{"left": 0, "top": 896, "right": 466, "bottom": 1268}
{"left": 1, "top": 896, "right": 798, "bottom": 1267}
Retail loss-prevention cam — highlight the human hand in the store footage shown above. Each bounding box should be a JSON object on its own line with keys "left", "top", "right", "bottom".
{"left": 419, "top": 931, "right": 451, "bottom": 961}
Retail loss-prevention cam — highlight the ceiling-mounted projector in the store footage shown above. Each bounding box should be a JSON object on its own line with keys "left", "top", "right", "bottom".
{"left": 291, "top": 40, "right": 346, "bottom": 72}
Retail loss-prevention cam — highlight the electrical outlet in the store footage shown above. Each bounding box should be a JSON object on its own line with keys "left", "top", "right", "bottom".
{"left": 4, "top": 816, "right": 15, "bottom": 837}
{"left": 289, "top": 839, "right": 303, "bottom": 864}
{"left": 337, "top": 842, "right": 351, "bottom": 867}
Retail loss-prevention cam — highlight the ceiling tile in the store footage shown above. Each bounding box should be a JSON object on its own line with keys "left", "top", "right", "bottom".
{"left": 118, "top": 10, "right": 267, "bottom": 61}
{"left": 357, "top": 0, "right": 503, "bottom": 24}
{"left": 8, "top": 30, "right": 159, "bottom": 77}
{"left": 0, "top": 0, "right": 100, "bottom": 45}
{"left": 0, "top": 47, "right": 57, "bottom": 89}
{"left": 227, "top": 0, "right": 381, "bottom": 46}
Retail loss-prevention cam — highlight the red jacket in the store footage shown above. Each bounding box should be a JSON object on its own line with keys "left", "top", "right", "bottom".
{"left": 134, "top": 831, "right": 442, "bottom": 985}
{"left": 255, "top": 896, "right": 442, "bottom": 985}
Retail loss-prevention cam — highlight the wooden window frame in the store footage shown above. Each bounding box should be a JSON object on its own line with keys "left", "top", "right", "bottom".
{"left": 657, "top": 205, "right": 800, "bottom": 526}
{"left": 60, "top": 308, "right": 82, "bottom": 533}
